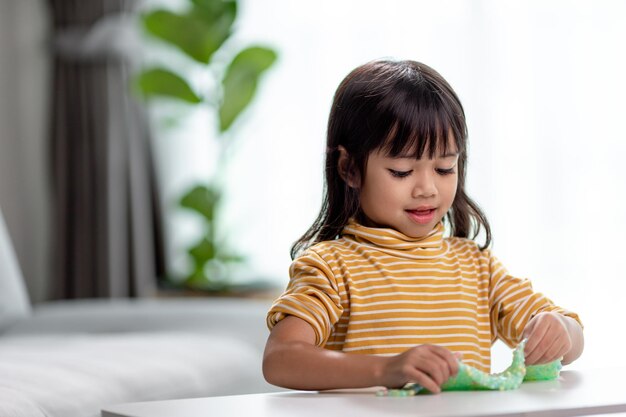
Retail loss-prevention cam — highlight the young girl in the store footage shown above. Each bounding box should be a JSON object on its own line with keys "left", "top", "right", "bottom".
{"left": 263, "top": 59, "right": 584, "bottom": 394}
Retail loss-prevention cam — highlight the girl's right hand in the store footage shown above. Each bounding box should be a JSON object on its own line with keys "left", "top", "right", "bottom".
{"left": 378, "top": 345, "right": 462, "bottom": 394}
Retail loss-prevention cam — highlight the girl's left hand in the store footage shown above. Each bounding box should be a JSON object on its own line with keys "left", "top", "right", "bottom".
{"left": 522, "top": 312, "right": 573, "bottom": 365}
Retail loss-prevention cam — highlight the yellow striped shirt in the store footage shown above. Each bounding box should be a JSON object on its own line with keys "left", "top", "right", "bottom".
{"left": 267, "top": 219, "right": 582, "bottom": 372}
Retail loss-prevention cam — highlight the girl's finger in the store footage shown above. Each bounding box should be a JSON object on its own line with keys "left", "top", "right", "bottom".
{"left": 432, "top": 346, "right": 460, "bottom": 376}
{"left": 407, "top": 369, "right": 441, "bottom": 394}
{"left": 435, "top": 348, "right": 459, "bottom": 380}
{"left": 421, "top": 355, "right": 449, "bottom": 386}
{"left": 524, "top": 318, "right": 553, "bottom": 360}
{"left": 536, "top": 333, "right": 568, "bottom": 364}
{"left": 528, "top": 330, "right": 562, "bottom": 365}
{"left": 525, "top": 336, "right": 549, "bottom": 365}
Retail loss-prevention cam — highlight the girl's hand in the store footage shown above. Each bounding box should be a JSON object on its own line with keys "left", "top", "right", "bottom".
{"left": 378, "top": 345, "right": 461, "bottom": 394}
{"left": 523, "top": 312, "right": 573, "bottom": 365}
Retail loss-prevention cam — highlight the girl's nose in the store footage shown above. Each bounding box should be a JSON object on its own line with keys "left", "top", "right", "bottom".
{"left": 411, "top": 174, "right": 437, "bottom": 198}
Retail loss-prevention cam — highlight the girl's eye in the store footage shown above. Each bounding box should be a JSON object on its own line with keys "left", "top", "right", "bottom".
{"left": 436, "top": 168, "right": 456, "bottom": 175}
{"left": 388, "top": 169, "right": 412, "bottom": 178}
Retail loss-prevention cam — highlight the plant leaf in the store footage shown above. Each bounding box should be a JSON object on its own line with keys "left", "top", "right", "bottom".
{"left": 188, "top": 237, "right": 215, "bottom": 267}
{"left": 219, "top": 46, "right": 277, "bottom": 132}
{"left": 184, "top": 269, "right": 210, "bottom": 288}
{"left": 190, "top": 0, "right": 237, "bottom": 22}
{"left": 137, "top": 68, "right": 202, "bottom": 103}
{"left": 142, "top": 6, "right": 235, "bottom": 64}
{"left": 180, "top": 185, "right": 220, "bottom": 221}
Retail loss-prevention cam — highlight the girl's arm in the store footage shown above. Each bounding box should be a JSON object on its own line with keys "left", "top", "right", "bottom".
{"left": 262, "top": 315, "right": 460, "bottom": 393}
{"left": 486, "top": 251, "right": 584, "bottom": 365}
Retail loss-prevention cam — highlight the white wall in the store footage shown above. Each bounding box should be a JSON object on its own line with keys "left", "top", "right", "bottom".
{"left": 154, "top": 0, "right": 626, "bottom": 371}
{"left": 0, "top": 0, "right": 50, "bottom": 303}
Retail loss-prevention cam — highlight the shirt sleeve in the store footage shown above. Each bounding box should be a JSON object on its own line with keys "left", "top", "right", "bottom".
{"left": 266, "top": 249, "right": 343, "bottom": 347}
{"left": 487, "top": 251, "right": 583, "bottom": 348}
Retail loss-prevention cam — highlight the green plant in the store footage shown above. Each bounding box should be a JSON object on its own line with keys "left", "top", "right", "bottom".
{"left": 136, "top": 0, "right": 277, "bottom": 290}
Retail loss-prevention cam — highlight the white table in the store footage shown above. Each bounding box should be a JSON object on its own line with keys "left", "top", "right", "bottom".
{"left": 102, "top": 367, "right": 626, "bottom": 417}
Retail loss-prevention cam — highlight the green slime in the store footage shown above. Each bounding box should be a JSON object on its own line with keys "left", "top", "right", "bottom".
{"left": 381, "top": 339, "right": 562, "bottom": 396}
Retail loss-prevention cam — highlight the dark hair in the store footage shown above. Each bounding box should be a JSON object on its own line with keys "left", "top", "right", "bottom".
{"left": 291, "top": 59, "right": 491, "bottom": 259}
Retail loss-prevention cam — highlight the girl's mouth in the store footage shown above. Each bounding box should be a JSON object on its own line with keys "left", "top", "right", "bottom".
{"left": 406, "top": 208, "right": 436, "bottom": 225}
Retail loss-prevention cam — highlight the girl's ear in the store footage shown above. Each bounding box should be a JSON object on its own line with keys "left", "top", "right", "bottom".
{"left": 338, "top": 146, "right": 360, "bottom": 188}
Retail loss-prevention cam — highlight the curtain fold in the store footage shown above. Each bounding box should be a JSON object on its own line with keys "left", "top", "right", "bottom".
{"left": 48, "top": 0, "right": 165, "bottom": 299}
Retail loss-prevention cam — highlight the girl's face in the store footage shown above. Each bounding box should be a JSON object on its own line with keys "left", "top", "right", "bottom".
{"left": 357, "top": 139, "right": 459, "bottom": 238}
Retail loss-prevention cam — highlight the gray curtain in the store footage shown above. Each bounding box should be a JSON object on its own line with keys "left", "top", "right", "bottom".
{"left": 49, "top": 0, "right": 165, "bottom": 299}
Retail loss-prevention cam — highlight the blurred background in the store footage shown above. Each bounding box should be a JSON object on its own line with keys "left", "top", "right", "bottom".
{"left": 1, "top": 0, "right": 625, "bottom": 374}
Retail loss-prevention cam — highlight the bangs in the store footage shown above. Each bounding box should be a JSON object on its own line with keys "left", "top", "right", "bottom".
{"left": 374, "top": 71, "right": 466, "bottom": 159}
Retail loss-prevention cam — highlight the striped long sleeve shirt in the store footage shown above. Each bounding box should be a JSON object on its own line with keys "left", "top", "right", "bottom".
{"left": 267, "top": 220, "right": 582, "bottom": 373}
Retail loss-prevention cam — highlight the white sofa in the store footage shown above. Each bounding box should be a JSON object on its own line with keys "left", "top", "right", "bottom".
{"left": 0, "top": 208, "right": 280, "bottom": 417}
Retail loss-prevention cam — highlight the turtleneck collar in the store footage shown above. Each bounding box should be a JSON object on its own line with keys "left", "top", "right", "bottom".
{"left": 341, "top": 218, "right": 447, "bottom": 258}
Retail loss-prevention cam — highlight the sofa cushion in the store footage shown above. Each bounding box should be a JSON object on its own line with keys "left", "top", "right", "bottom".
{"left": 0, "top": 387, "right": 47, "bottom": 417}
{"left": 0, "top": 332, "right": 273, "bottom": 417}
{"left": 0, "top": 208, "right": 31, "bottom": 333}
{"left": 5, "top": 298, "right": 273, "bottom": 351}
